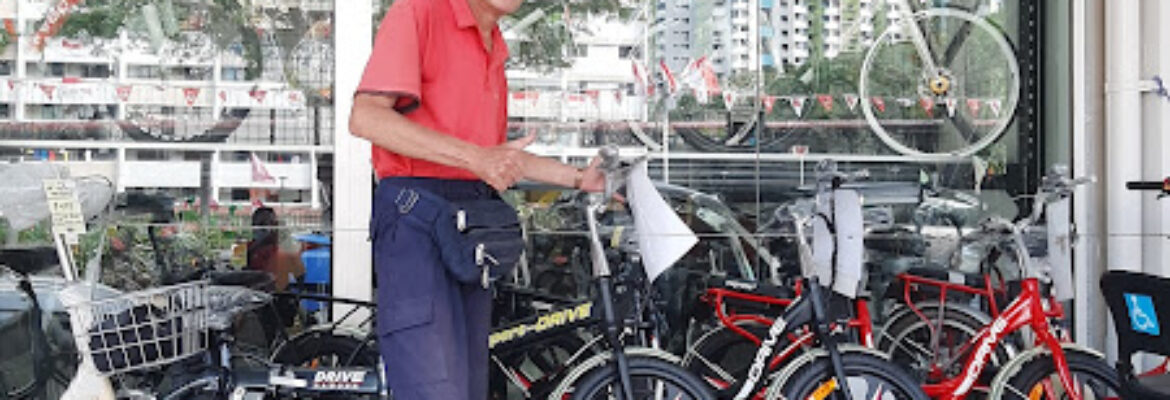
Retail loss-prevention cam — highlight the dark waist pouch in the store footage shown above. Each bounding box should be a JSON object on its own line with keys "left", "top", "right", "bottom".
{"left": 394, "top": 186, "right": 525, "bottom": 288}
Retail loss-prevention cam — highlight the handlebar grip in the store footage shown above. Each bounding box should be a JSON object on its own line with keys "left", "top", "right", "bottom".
{"left": 1126, "top": 181, "right": 1166, "bottom": 191}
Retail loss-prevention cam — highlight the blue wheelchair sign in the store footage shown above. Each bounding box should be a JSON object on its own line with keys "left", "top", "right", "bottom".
{"left": 1125, "top": 293, "right": 1161, "bottom": 336}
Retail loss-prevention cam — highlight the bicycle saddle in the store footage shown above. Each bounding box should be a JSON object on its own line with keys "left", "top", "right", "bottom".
{"left": 0, "top": 246, "right": 59, "bottom": 275}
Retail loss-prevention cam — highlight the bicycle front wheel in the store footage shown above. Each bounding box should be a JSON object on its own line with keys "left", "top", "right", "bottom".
{"left": 768, "top": 350, "right": 929, "bottom": 400}
{"left": 569, "top": 355, "right": 713, "bottom": 399}
{"left": 859, "top": 7, "right": 1020, "bottom": 158}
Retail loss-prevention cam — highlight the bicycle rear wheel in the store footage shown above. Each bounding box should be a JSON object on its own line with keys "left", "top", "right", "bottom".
{"left": 767, "top": 349, "right": 929, "bottom": 400}
{"left": 859, "top": 7, "right": 1019, "bottom": 157}
{"left": 991, "top": 348, "right": 1121, "bottom": 400}
{"left": 568, "top": 355, "right": 713, "bottom": 399}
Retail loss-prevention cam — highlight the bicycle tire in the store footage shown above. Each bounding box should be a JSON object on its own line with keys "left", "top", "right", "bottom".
{"left": 490, "top": 333, "right": 590, "bottom": 399}
{"left": 567, "top": 355, "right": 714, "bottom": 399}
{"left": 768, "top": 350, "right": 929, "bottom": 400}
{"left": 990, "top": 348, "right": 1121, "bottom": 399}
{"left": 877, "top": 302, "right": 1015, "bottom": 383}
{"left": 859, "top": 7, "right": 1020, "bottom": 158}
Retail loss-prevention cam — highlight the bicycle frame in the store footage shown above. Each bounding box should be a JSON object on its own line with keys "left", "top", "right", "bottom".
{"left": 922, "top": 278, "right": 1075, "bottom": 400}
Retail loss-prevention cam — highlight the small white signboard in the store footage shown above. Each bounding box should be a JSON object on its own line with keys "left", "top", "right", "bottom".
{"left": 43, "top": 179, "right": 86, "bottom": 241}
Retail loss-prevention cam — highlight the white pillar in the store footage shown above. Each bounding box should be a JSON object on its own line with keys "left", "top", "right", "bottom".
{"left": 332, "top": 0, "right": 374, "bottom": 321}
{"left": 1105, "top": 0, "right": 1143, "bottom": 272}
{"left": 1072, "top": 0, "right": 1107, "bottom": 351}
{"left": 1104, "top": 0, "right": 1143, "bottom": 362}
{"left": 13, "top": 0, "right": 25, "bottom": 122}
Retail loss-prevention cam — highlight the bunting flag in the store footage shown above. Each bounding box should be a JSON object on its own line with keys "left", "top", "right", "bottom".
{"left": 659, "top": 60, "right": 677, "bottom": 95}
{"left": 182, "top": 87, "right": 201, "bottom": 107}
{"left": 919, "top": 97, "right": 935, "bottom": 117}
{"left": 250, "top": 152, "right": 275, "bottom": 183}
{"left": 116, "top": 85, "right": 133, "bottom": 102}
{"left": 39, "top": 84, "right": 55, "bottom": 100}
{"left": 3, "top": 19, "right": 15, "bottom": 36}
{"left": 723, "top": 91, "right": 737, "bottom": 111}
{"left": 967, "top": 98, "right": 982, "bottom": 116}
{"left": 218, "top": 90, "right": 227, "bottom": 102}
{"left": 871, "top": 97, "right": 886, "bottom": 113}
{"left": 987, "top": 99, "right": 1003, "bottom": 117}
{"left": 700, "top": 58, "right": 721, "bottom": 94}
{"left": 585, "top": 89, "right": 600, "bottom": 105}
{"left": 763, "top": 96, "right": 777, "bottom": 114}
{"left": 817, "top": 94, "right": 834, "bottom": 112}
{"left": 613, "top": 90, "right": 622, "bottom": 103}
{"left": 6, "top": 80, "right": 14, "bottom": 90}
{"left": 289, "top": 91, "right": 304, "bottom": 106}
{"left": 249, "top": 88, "right": 267, "bottom": 104}
{"left": 790, "top": 96, "right": 807, "bottom": 117}
{"left": 631, "top": 60, "right": 653, "bottom": 96}
{"left": 945, "top": 97, "right": 958, "bottom": 117}
{"left": 844, "top": 94, "right": 859, "bottom": 112}
{"left": 896, "top": 97, "right": 914, "bottom": 108}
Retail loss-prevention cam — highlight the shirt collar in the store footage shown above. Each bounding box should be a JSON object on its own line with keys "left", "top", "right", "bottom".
{"left": 448, "top": 0, "right": 478, "bottom": 28}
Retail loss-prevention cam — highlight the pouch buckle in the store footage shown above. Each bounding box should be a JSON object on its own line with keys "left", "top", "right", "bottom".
{"left": 396, "top": 189, "right": 419, "bottom": 214}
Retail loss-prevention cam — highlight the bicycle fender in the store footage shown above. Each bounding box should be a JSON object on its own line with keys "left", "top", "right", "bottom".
{"left": 545, "top": 347, "right": 680, "bottom": 400}
{"left": 269, "top": 326, "right": 371, "bottom": 363}
{"left": 762, "top": 345, "right": 889, "bottom": 400}
{"left": 986, "top": 343, "right": 1106, "bottom": 398}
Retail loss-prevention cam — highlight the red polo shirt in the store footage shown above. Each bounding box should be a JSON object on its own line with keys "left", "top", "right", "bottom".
{"left": 356, "top": 0, "right": 509, "bottom": 180}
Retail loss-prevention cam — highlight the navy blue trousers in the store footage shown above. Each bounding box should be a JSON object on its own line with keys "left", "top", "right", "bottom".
{"left": 372, "top": 178, "right": 495, "bottom": 400}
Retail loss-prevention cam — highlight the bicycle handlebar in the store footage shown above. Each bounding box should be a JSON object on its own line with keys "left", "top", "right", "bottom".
{"left": 1127, "top": 180, "right": 1167, "bottom": 191}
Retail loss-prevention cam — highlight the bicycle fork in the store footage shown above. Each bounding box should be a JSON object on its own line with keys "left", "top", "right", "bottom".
{"left": 807, "top": 280, "right": 853, "bottom": 400}
{"left": 596, "top": 276, "right": 636, "bottom": 399}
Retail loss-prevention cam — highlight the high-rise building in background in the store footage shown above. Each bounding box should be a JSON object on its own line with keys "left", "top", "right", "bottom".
{"left": 656, "top": 0, "right": 883, "bottom": 79}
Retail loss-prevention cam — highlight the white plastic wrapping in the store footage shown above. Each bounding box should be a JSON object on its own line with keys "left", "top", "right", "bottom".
{"left": 0, "top": 164, "right": 113, "bottom": 231}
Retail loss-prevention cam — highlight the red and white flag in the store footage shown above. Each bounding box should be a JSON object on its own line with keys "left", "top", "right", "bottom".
{"left": 39, "top": 84, "right": 55, "bottom": 100}
{"left": 250, "top": 152, "right": 275, "bottom": 183}
{"left": 249, "top": 88, "right": 267, "bottom": 104}
{"left": 659, "top": 60, "right": 677, "bottom": 95}
{"left": 631, "top": 61, "right": 653, "bottom": 96}
{"left": 945, "top": 97, "right": 958, "bottom": 117}
{"left": 987, "top": 99, "right": 1003, "bottom": 117}
{"left": 218, "top": 90, "right": 227, "bottom": 102}
{"left": 762, "top": 96, "right": 777, "bottom": 114}
{"left": 723, "top": 91, "right": 737, "bottom": 111}
{"left": 182, "top": 87, "right": 201, "bottom": 107}
{"left": 585, "top": 90, "right": 600, "bottom": 106}
{"left": 966, "top": 98, "right": 982, "bottom": 116}
{"left": 844, "top": 94, "right": 859, "bottom": 112}
{"left": 116, "top": 85, "right": 133, "bottom": 102}
{"left": 790, "top": 96, "right": 807, "bottom": 117}
{"left": 289, "top": 91, "right": 304, "bottom": 106}
{"left": 817, "top": 94, "right": 834, "bottom": 113}
{"left": 919, "top": 97, "right": 935, "bottom": 117}
{"left": 871, "top": 97, "right": 886, "bottom": 113}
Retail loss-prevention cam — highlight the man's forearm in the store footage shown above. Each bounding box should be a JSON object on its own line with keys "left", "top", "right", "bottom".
{"left": 520, "top": 154, "right": 581, "bottom": 188}
{"left": 349, "top": 95, "right": 480, "bottom": 170}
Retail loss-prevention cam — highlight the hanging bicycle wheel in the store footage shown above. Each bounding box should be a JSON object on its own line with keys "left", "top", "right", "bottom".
{"left": 859, "top": 8, "right": 1019, "bottom": 158}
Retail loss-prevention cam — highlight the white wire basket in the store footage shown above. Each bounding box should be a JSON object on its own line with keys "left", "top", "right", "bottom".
{"left": 61, "top": 280, "right": 210, "bottom": 376}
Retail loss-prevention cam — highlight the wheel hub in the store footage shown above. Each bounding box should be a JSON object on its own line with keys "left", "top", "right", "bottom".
{"left": 928, "top": 75, "right": 952, "bottom": 96}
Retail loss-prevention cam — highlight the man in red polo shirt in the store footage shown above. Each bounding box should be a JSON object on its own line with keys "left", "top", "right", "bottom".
{"left": 349, "top": 0, "right": 603, "bottom": 398}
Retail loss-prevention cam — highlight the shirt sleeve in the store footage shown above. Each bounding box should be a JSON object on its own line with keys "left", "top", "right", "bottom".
{"left": 356, "top": 0, "right": 423, "bottom": 113}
